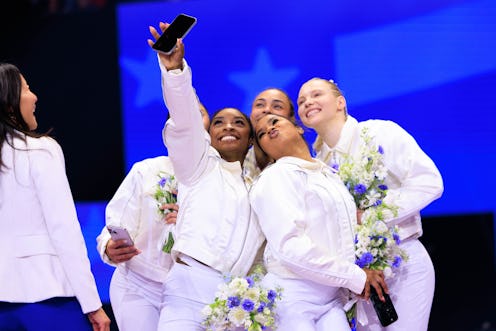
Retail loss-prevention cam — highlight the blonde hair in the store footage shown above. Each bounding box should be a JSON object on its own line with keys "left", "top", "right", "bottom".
{"left": 303, "top": 78, "right": 347, "bottom": 153}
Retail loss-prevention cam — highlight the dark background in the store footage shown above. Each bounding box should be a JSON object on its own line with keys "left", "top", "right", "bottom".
{"left": 1, "top": 1, "right": 495, "bottom": 330}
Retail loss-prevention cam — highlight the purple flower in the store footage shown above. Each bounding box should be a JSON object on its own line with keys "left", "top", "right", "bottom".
{"left": 378, "top": 184, "right": 388, "bottom": 190}
{"left": 227, "top": 296, "right": 240, "bottom": 308}
{"left": 245, "top": 276, "right": 254, "bottom": 288}
{"left": 370, "top": 235, "right": 387, "bottom": 243}
{"left": 331, "top": 163, "right": 340, "bottom": 171}
{"left": 374, "top": 199, "right": 382, "bottom": 206}
{"left": 158, "top": 177, "right": 167, "bottom": 187}
{"left": 242, "top": 299, "right": 255, "bottom": 312}
{"left": 267, "top": 289, "right": 277, "bottom": 302}
{"left": 356, "top": 252, "right": 374, "bottom": 268}
{"left": 393, "top": 233, "right": 401, "bottom": 245}
{"left": 354, "top": 234, "right": 358, "bottom": 244}
{"left": 378, "top": 145, "right": 384, "bottom": 154}
{"left": 257, "top": 301, "right": 266, "bottom": 313}
{"left": 354, "top": 184, "right": 367, "bottom": 195}
{"left": 392, "top": 255, "right": 402, "bottom": 268}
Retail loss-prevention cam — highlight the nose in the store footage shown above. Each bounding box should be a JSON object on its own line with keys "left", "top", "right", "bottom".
{"left": 224, "top": 122, "right": 234, "bottom": 130}
{"left": 304, "top": 98, "right": 313, "bottom": 107}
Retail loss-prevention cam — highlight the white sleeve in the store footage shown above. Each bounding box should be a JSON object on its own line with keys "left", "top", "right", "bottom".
{"left": 250, "top": 167, "right": 366, "bottom": 294}
{"left": 159, "top": 58, "right": 210, "bottom": 185}
{"left": 96, "top": 162, "right": 144, "bottom": 266}
{"left": 378, "top": 121, "right": 444, "bottom": 225}
{"left": 32, "top": 139, "right": 102, "bottom": 313}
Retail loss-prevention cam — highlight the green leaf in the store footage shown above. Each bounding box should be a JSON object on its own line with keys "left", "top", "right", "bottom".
{"left": 162, "top": 232, "right": 174, "bottom": 253}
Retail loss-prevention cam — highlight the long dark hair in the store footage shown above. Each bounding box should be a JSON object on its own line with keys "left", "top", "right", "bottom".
{"left": 0, "top": 63, "right": 48, "bottom": 170}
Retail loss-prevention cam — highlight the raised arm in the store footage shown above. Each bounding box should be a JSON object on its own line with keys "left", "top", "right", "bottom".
{"left": 149, "top": 24, "right": 210, "bottom": 184}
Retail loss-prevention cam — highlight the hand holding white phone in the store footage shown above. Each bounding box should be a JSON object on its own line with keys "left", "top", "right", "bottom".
{"left": 107, "top": 225, "right": 134, "bottom": 247}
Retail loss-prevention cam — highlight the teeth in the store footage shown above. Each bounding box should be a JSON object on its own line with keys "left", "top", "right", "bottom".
{"left": 221, "top": 136, "right": 236, "bottom": 142}
{"left": 306, "top": 109, "right": 319, "bottom": 118}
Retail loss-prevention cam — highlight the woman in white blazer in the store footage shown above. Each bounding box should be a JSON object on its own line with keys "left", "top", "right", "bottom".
{"left": 0, "top": 63, "right": 110, "bottom": 331}
{"left": 250, "top": 113, "right": 387, "bottom": 331}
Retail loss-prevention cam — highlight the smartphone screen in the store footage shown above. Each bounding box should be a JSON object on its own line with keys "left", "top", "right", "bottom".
{"left": 152, "top": 14, "right": 197, "bottom": 54}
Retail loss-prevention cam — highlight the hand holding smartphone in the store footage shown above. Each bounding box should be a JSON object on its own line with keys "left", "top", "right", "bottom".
{"left": 152, "top": 14, "right": 197, "bottom": 55}
{"left": 370, "top": 286, "right": 399, "bottom": 327}
{"left": 107, "top": 225, "right": 134, "bottom": 247}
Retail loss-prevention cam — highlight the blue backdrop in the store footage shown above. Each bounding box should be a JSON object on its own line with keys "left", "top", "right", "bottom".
{"left": 81, "top": 0, "right": 496, "bottom": 301}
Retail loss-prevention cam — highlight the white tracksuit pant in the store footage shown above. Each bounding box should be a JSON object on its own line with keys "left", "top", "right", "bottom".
{"left": 109, "top": 268, "right": 164, "bottom": 331}
{"left": 358, "top": 239, "right": 435, "bottom": 331}
{"left": 157, "top": 256, "right": 224, "bottom": 331}
{"left": 262, "top": 272, "right": 350, "bottom": 331}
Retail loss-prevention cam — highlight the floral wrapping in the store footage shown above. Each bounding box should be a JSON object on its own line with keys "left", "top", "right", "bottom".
{"left": 153, "top": 171, "right": 178, "bottom": 253}
{"left": 335, "top": 127, "right": 408, "bottom": 328}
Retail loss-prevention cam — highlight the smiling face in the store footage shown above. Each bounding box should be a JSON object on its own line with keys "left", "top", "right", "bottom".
{"left": 250, "top": 88, "right": 294, "bottom": 125}
{"left": 19, "top": 75, "right": 38, "bottom": 130}
{"left": 297, "top": 78, "right": 346, "bottom": 130}
{"left": 209, "top": 108, "right": 253, "bottom": 163}
{"left": 255, "top": 114, "right": 306, "bottom": 161}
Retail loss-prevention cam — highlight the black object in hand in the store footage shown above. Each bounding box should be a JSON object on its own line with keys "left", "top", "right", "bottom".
{"left": 370, "top": 286, "right": 398, "bottom": 327}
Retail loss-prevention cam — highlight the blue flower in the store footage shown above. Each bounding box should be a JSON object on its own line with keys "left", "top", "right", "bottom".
{"left": 267, "top": 289, "right": 277, "bottom": 302}
{"left": 378, "top": 184, "right": 388, "bottom": 190}
{"left": 356, "top": 252, "right": 374, "bottom": 268}
{"left": 354, "top": 234, "right": 358, "bottom": 244}
{"left": 242, "top": 299, "right": 255, "bottom": 312}
{"left": 227, "top": 296, "right": 240, "bottom": 308}
{"left": 393, "top": 233, "right": 400, "bottom": 245}
{"left": 378, "top": 145, "right": 384, "bottom": 154}
{"left": 245, "top": 276, "right": 254, "bottom": 288}
{"left": 158, "top": 177, "right": 167, "bottom": 187}
{"left": 350, "top": 317, "right": 357, "bottom": 331}
{"left": 354, "top": 184, "right": 367, "bottom": 195}
{"left": 392, "top": 255, "right": 402, "bottom": 268}
{"left": 257, "top": 301, "right": 266, "bottom": 313}
{"left": 331, "top": 163, "right": 339, "bottom": 171}
{"left": 374, "top": 199, "right": 382, "bottom": 206}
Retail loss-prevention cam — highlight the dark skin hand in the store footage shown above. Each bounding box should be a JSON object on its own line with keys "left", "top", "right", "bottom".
{"left": 105, "top": 203, "right": 177, "bottom": 263}
{"left": 105, "top": 240, "right": 140, "bottom": 263}
{"left": 362, "top": 268, "right": 389, "bottom": 302}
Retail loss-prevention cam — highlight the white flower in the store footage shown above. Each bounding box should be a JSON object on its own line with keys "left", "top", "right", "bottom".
{"left": 202, "top": 271, "right": 282, "bottom": 331}
{"left": 228, "top": 307, "right": 249, "bottom": 327}
{"left": 201, "top": 305, "right": 212, "bottom": 317}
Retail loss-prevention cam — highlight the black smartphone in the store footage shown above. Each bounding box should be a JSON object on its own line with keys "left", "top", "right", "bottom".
{"left": 152, "top": 14, "right": 197, "bottom": 55}
{"left": 370, "top": 286, "right": 398, "bottom": 327}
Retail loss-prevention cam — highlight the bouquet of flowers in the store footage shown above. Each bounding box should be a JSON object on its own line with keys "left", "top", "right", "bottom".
{"left": 202, "top": 267, "right": 282, "bottom": 331}
{"left": 337, "top": 127, "right": 407, "bottom": 273}
{"left": 336, "top": 128, "right": 408, "bottom": 328}
{"left": 153, "top": 171, "right": 178, "bottom": 253}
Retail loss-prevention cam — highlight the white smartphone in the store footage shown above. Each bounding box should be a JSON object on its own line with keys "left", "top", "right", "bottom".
{"left": 152, "top": 13, "right": 197, "bottom": 55}
{"left": 107, "top": 225, "right": 134, "bottom": 246}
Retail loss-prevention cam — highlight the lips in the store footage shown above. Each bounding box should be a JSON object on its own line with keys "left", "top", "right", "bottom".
{"left": 269, "top": 129, "right": 279, "bottom": 138}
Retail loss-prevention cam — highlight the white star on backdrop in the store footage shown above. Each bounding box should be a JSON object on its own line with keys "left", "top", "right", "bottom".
{"left": 228, "top": 48, "right": 300, "bottom": 113}
{"left": 120, "top": 51, "right": 162, "bottom": 108}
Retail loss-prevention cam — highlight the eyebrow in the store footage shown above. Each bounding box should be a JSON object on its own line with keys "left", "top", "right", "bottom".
{"left": 212, "top": 116, "right": 247, "bottom": 121}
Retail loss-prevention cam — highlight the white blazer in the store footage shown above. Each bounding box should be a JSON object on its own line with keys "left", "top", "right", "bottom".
{"left": 0, "top": 133, "right": 102, "bottom": 313}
